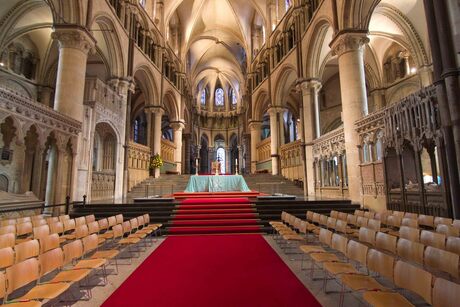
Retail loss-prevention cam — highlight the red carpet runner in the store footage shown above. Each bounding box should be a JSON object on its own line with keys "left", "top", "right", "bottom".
{"left": 169, "top": 197, "right": 262, "bottom": 235}
{"left": 102, "top": 235, "right": 321, "bottom": 307}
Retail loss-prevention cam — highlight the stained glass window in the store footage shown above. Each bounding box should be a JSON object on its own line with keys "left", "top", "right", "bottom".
{"left": 215, "top": 88, "right": 224, "bottom": 106}
{"left": 201, "top": 89, "right": 206, "bottom": 105}
{"left": 134, "top": 119, "right": 139, "bottom": 143}
{"left": 232, "top": 90, "right": 237, "bottom": 105}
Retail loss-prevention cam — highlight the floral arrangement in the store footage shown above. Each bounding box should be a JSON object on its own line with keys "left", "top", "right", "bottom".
{"left": 150, "top": 153, "right": 163, "bottom": 169}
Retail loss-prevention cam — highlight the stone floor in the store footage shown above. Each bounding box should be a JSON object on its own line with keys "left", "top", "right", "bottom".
{"left": 47, "top": 235, "right": 367, "bottom": 307}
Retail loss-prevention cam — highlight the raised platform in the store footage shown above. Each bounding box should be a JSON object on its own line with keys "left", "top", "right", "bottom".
{"left": 171, "top": 191, "right": 263, "bottom": 199}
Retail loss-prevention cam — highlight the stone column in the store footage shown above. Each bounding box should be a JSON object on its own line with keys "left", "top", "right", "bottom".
{"left": 268, "top": 107, "right": 280, "bottom": 175}
{"left": 51, "top": 25, "right": 95, "bottom": 202}
{"left": 371, "top": 89, "right": 385, "bottom": 111}
{"left": 330, "top": 32, "right": 369, "bottom": 204}
{"left": 299, "top": 79, "right": 321, "bottom": 196}
{"left": 248, "top": 120, "right": 262, "bottom": 173}
{"left": 151, "top": 107, "right": 164, "bottom": 178}
{"left": 38, "top": 86, "right": 53, "bottom": 107}
{"left": 171, "top": 121, "right": 185, "bottom": 174}
{"left": 279, "top": 109, "right": 285, "bottom": 146}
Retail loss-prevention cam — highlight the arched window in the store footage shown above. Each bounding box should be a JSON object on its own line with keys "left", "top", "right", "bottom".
{"left": 215, "top": 88, "right": 224, "bottom": 106}
{"left": 201, "top": 89, "right": 206, "bottom": 105}
{"left": 139, "top": 0, "right": 146, "bottom": 8}
{"left": 134, "top": 119, "right": 140, "bottom": 143}
{"left": 376, "top": 138, "right": 383, "bottom": 161}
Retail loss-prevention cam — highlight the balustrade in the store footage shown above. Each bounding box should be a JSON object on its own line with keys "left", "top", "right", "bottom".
{"left": 91, "top": 171, "right": 115, "bottom": 201}
{"left": 127, "top": 141, "right": 150, "bottom": 191}
{"left": 280, "top": 140, "right": 303, "bottom": 183}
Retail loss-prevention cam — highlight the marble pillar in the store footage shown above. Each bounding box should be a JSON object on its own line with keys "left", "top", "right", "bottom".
{"left": 249, "top": 120, "right": 262, "bottom": 173}
{"left": 51, "top": 25, "right": 95, "bottom": 203}
{"left": 268, "top": 107, "right": 280, "bottom": 175}
{"left": 151, "top": 107, "right": 164, "bottom": 178}
{"left": 171, "top": 121, "right": 185, "bottom": 174}
{"left": 330, "top": 32, "right": 369, "bottom": 204}
{"left": 299, "top": 79, "right": 321, "bottom": 196}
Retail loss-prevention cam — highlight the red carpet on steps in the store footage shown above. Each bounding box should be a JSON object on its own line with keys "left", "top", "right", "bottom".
{"left": 102, "top": 235, "right": 321, "bottom": 307}
{"left": 169, "top": 197, "right": 261, "bottom": 235}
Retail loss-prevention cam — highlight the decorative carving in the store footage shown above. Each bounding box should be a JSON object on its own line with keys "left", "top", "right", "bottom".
{"left": 330, "top": 32, "right": 369, "bottom": 57}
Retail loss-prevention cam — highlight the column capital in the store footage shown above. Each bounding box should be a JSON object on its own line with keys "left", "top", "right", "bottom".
{"left": 329, "top": 30, "right": 369, "bottom": 57}
{"left": 267, "top": 105, "right": 284, "bottom": 116}
{"left": 248, "top": 120, "right": 263, "bottom": 130}
{"left": 52, "top": 25, "right": 96, "bottom": 54}
{"left": 147, "top": 106, "right": 165, "bottom": 116}
{"left": 297, "top": 78, "right": 322, "bottom": 95}
{"left": 170, "top": 121, "right": 185, "bottom": 131}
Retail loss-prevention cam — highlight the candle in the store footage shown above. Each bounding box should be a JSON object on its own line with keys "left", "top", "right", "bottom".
{"left": 235, "top": 159, "right": 238, "bottom": 165}
{"left": 196, "top": 158, "right": 198, "bottom": 165}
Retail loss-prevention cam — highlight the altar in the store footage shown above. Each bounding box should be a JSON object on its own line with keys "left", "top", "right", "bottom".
{"left": 184, "top": 175, "right": 251, "bottom": 193}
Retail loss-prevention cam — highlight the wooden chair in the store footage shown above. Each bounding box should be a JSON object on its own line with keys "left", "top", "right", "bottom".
{"left": 424, "top": 246, "right": 459, "bottom": 279}
{"left": 0, "top": 233, "right": 15, "bottom": 249}
{"left": 432, "top": 277, "right": 460, "bottom": 307}
{"left": 401, "top": 217, "right": 418, "bottom": 228}
{"left": 346, "top": 214, "right": 358, "bottom": 228}
{"left": 16, "top": 217, "right": 31, "bottom": 224}
{"left": 364, "top": 211, "right": 375, "bottom": 219}
{"left": 38, "top": 234, "right": 60, "bottom": 254}
{"left": 367, "top": 219, "right": 381, "bottom": 232}
{"left": 330, "top": 210, "right": 339, "bottom": 219}
{"left": 399, "top": 226, "right": 420, "bottom": 242}
{"left": 392, "top": 211, "right": 405, "bottom": 218}
{"left": 45, "top": 217, "right": 59, "bottom": 225}
{"left": 14, "top": 239, "right": 39, "bottom": 263}
{"left": 84, "top": 215, "right": 95, "bottom": 224}
{"left": 62, "top": 219, "right": 77, "bottom": 240}
{"left": 0, "top": 225, "right": 16, "bottom": 236}
{"left": 306, "top": 211, "right": 314, "bottom": 222}
{"left": 375, "top": 232, "right": 398, "bottom": 254}
{"left": 58, "top": 215, "right": 70, "bottom": 223}
{"left": 15, "top": 222, "right": 33, "bottom": 243}
{"left": 358, "top": 227, "right": 377, "bottom": 246}
{"left": 434, "top": 216, "right": 453, "bottom": 227}
{"left": 337, "top": 212, "right": 348, "bottom": 221}
{"left": 300, "top": 228, "right": 333, "bottom": 256}
{"left": 31, "top": 219, "right": 47, "bottom": 228}
{"left": 404, "top": 212, "right": 418, "bottom": 220}
{"left": 418, "top": 214, "right": 435, "bottom": 229}
{"left": 308, "top": 233, "right": 348, "bottom": 279}
{"left": 397, "top": 238, "right": 425, "bottom": 265}
{"left": 75, "top": 217, "right": 86, "bottom": 227}
{"left": 49, "top": 222, "right": 67, "bottom": 244}
{"left": 0, "top": 247, "right": 14, "bottom": 270}
{"left": 32, "top": 225, "right": 50, "bottom": 240}
{"left": 363, "top": 260, "right": 433, "bottom": 307}
{"left": 326, "top": 217, "right": 337, "bottom": 231}
{"left": 421, "top": 230, "right": 446, "bottom": 249}
{"left": 354, "top": 210, "right": 365, "bottom": 217}
{"left": 446, "top": 236, "right": 460, "bottom": 255}
{"left": 87, "top": 221, "right": 106, "bottom": 245}
{"left": 452, "top": 219, "right": 460, "bottom": 231}
{"left": 115, "top": 214, "right": 124, "bottom": 225}
{"left": 436, "top": 224, "right": 460, "bottom": 237}
{"left": 0, "top": 219, "right": 16, "bottom": 227}
{"left": 0, "top": 271, "right": 42, "bottom": 307}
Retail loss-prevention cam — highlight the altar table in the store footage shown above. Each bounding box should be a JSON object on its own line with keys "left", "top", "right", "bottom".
{"left": 184, "top": 175, "right": 251, "bottom": 192}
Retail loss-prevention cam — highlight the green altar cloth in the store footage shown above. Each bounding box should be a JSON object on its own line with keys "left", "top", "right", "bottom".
{"left": 184, "top": 175, "right": 251, "bottom": 192}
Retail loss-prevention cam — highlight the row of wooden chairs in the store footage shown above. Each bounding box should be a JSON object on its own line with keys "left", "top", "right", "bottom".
{"left": 300, "top": 226, "right": 459, "bottom": 307}
{"left": 0, "top": 213, "right": 160, "bottom": 306}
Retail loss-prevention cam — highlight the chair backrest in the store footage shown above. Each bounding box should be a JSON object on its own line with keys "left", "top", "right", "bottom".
{"left": 5, "top": 258, "right": 40, "bottom": 296}
{"left": 337, "top": 212, "right": 348, "bottom": 221}
{"left": 49, "top": 221, "right": 64, "bottom": 235}
{"left": 98, "top": 218, "right": 109, "bottom": 231}
{"left": 298, "top": 221, "right": 307, "bottom": 234}
{"left": 330, "top": 210, "right": 339, "bottom": 219}
{"left": 367, "top": 219, "right": 381, "bottom": 232}
{"left": 319, "top": 228, "right": 333, "bottom": 246}
{"left": 108, "top": 216, "right": 117, "bottom": 227}
{"left": 39, "top": 247, "right": 64, "bottom": 277}
{"left": 85, "top": 215, "right": 96, "bottom": 224}
{"left": 374, "top": 212, "right": 390, "bottom": 224}
{"left": 432, "top": 277, "right": 460, "bottom": 307}
{"left": 446, "top": 236, "right": 460, "bottom": 256}
{"left": 357, "top": 216, "right": 369, "bottom": 228}
{"left": 112, "top": 224, "right": 123, "bottom": 239}
{"left": 63, "top": 239, "right": 83, "bottom": 265}
{"left": 63, "top": 219, "right": 76, "bottom": 232}
{"left": 401, "top": 217, "right": 419, "bottom": 228}
{"left": 397, "top": 238, "right": 425, "bottom": 265}
{"left": 421, "top": 230, "right": 446, "bottom": 249}
{"left": 331, "top": 234, "right": 348, "bottom": 255}
{"left": 306, "top": 211, "right": 314, "bottom": 222}
{"left": 452, "top": 219, "right": 460, "bottom": 231}
{"left": 354, "top": 210, "right": 365, "bottom": 217}
{"left": 375, "top": 232, "right": 397, "bottom": 254}
{"left": 346, "top": 214, "right": 357, "bottom": 226}
{"left": 363, "top": 211, "right": 375, "bottom": 219}
{"left": 392, "top": 211, "right": 405, "bottom": 218}
{"left": 0, "top": 271, "right": 5, "bottom": 299}
{"left": 58, "top": 215, "right": 70, "bottom": 223}
{"left": 293, "top": 218, "right": 302, "bottom": 230}
{"left": 75, "top": 224, "right": 89, "bottom": 239}
{"left": 31, "top": 215, "right": 44, "bottom": 221}
{"left": 0, "top": 225, "right": 15, "bottom": 235}
{"left": 0, "top": 233, "right": 15, "bottom": 249}
{"left": 312, "top": 213, "right": 320, "bottom": 224}
{"left": 0, "top": 219, "right": 16, "bottom": 227}
{"left": 14, "top": 239, "right": 40, "bottom": 263}
{"left": 75, "top": 216, "right": 86, "bottom": 227}
{"left": 346, "top": 240, "right": 368, "bottom": 265}
{"left": 399, "top": 226, "right": 420, "bottom": 242}
{"left": 116, "top": 214, "right": 124, "bottom": 224}
{"left": 367, "top": 248, "right": 395, "bottom": 281}
{"left": 418, "top": 214, "right": 435, "bottom": 228}
{"left": 137, "top": 216, "right": 145, "bottom": 228}
{"left": 87, "top": 221, "right": 100, "bottom": 235}
{"left": 404, "top": 212, "right": 418, "bottom": 220}
{"left": 358, "top": 227, "right": 377, "bottom": 246}
{"left": 122, "top": 221, "right": 131, "bottom": 234}
{"left": 142, "top": 214, "right": 150, "bottom": 225}
{"left": 16, "top": 217, "right": 31, "bottom": 224}
{"left": 82, "top": 234, "right": 99, "bottom": 255}
{"left": 16, "top": 222, "right": 32, "bottom": 236}
{"left": 424, "top": 246, "right": 459, "bottom": 279}
{"left": 434, "top": 217, "right": 453, "bottom": 227}
{"left": 39, "top": 234, "right": 60, "bottom": 254}
{"left": 326, "top": 217, "right": 337, "bottom": 230}
{"left": 436, "top": 224, "right": 460, "bottom": 237}
{"left": 32, "top": 219, "right": 47, "bottom": 227}
{"left": 0, "top": 247, "right": 14, "bottom": 269}
{"left": 33, "top": 224, "right": 50, "bottom": 240}
{"left": 394, "top": 260, "right": 432, "bottom": 305}
{"left": 387, "top": 215, "right": 402, "bottom": 228}
{"left": 280, "top": 211, "right": 287, "bottom": 221}
{"left": 335, "top": 220, "right": 347, "bottom": 234}
{"left": 46, "top": 217, "right": 59, "bottom": 225}
{"left": 128, "top": 218, "right": 138, "bottom": 231}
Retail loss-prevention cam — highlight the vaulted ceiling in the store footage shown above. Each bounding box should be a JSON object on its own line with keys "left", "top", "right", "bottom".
{"left": 165, "top": 0, "right": 268, "bottom": 95}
